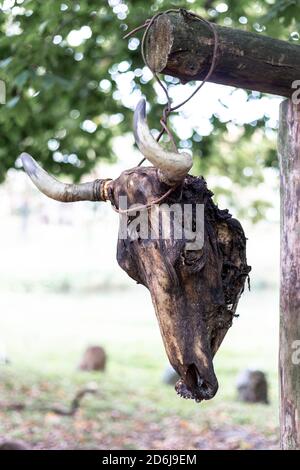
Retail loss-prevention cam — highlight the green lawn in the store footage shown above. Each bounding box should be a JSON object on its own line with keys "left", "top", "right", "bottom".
{"left": 0, "top": 285, "right": 279, "bottom": 449}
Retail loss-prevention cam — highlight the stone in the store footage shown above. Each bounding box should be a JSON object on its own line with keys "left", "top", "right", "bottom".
{"left": 236, "top": 369, "right": 269, "bottom": 404}
{"left": 79, "top": 346, "right": 106, "bottom": 372}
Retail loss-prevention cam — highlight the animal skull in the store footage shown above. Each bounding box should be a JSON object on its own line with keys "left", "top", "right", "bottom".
{"left": 21, "top": 99, "right": 250, "bottom": 402}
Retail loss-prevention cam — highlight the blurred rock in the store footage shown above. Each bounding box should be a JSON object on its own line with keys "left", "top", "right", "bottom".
{"left": 236, "top": 369, "right": 269, "bottom": 404}
{"left": 162, "top": 364, "right": 179, "bottom": 385}
{"left": 79, "top": 346, "right": 106, "bottom": 371}
{"left": 0, "top": 357, "right": 10, "bottom": 366}
{"left": 0, "top": 440, "right": 29, "bottom": 450}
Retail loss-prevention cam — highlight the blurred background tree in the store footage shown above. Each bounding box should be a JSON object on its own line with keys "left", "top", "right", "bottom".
{"left": 0, "top": 2, "right": 291, "bottom": 448}
{"left": 0, "top": 0, "right": 299, "bottom": 220}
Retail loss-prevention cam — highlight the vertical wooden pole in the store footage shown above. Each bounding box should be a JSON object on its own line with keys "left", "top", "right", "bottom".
{"left": 278, "top": 99, "right": 300, "bottom": 449}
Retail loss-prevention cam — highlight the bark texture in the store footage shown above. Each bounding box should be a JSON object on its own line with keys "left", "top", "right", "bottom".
{"left": 145, "top": 9, "right": 300, "bottom": 97}
{"left": 278, "top": 99, "right": 300, "bottom": 449}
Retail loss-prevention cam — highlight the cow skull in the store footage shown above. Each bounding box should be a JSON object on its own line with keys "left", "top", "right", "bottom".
{"left": 21, "top": 99, "right": 250, "bottom": 402}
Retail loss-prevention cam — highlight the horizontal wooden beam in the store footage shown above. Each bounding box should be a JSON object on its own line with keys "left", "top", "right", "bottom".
{"left": 144, "top": 9, "right": 300, "bottom": 97}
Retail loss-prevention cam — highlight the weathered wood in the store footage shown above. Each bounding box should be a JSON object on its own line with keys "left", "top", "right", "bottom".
{"left": 115, "top": 168, "right": 250, "bottom": 402}
{"left": 145, "top": 9, "right": 300, "bottom": 97}
{"left": 278, "top": 99, "right": 300, "bottom": 449}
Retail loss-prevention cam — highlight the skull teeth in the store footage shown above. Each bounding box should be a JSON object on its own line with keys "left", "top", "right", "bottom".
{"left": 175, "top": 379, "right": 203, "bottom": 402}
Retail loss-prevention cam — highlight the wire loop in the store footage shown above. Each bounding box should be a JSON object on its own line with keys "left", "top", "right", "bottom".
{"left": 120, "top": 9, "right": 219, "bottom": 213}
{"left": 125, "top": 9, "right": 219, "bottom": 161}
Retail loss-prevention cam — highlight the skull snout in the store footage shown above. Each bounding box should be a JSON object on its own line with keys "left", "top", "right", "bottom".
{"left": 175, "top": 363, "right": 219, "bottom": 402}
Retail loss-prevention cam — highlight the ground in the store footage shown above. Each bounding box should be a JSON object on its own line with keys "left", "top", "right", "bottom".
{"left": 0, "top": 287, "right": 279, "bottom": 450}
{"left": 0, "top": 199, "right": 280, "bottom": 450}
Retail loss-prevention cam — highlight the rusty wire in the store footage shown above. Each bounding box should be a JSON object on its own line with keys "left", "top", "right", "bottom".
{"left": 114, "top": 9, "right": 219, "bottom": 215}
{"left": 125, "top": 9, "right": 219, "bottom": 164}
{"left": 111, "top": 183, "right": 180, "bottom": 215}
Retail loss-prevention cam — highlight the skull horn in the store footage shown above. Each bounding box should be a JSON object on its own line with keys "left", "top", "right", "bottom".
{"left": 20, "top": 153, "right": 111, "bottom": 202}
{"left": 133, "top": 99, "right": 193, "bottom": 186}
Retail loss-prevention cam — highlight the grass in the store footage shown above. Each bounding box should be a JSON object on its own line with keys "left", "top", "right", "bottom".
{"left": 0, "top": 285, "right": 279, "bottom": 449}
{"left": 0, "top": 161, "right": 281, "bottom": 449}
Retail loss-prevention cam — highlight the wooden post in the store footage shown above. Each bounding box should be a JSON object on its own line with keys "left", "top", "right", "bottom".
{"left": 144, "top": 9, "right": 300, "bottom": 97}
{"left": 144, "top": 8, "right": 300, "bottom": 449}
{"left": 278, "top": 99, "right": 300, "bottom": 449}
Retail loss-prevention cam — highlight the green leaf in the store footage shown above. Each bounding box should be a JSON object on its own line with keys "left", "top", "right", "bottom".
{"left": 6, "top": 96, "right": 20, "bottom": 108}
{"left": 0, "top": 57, "right": 13, "bottom": 69}
{"left": 38, "top": 20, "right": 49, "bottom": 34}
{"left": 14, "top": 71, "right": 30, "bottom": 89}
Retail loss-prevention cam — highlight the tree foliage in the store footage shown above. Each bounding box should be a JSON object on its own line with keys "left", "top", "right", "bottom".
{"left": 0, "top": 0, "right": 299, "bottom": 219}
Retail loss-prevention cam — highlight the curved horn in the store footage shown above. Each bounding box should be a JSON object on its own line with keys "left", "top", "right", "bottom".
{"left": 21, "top": 153, "right": 111, "bottom": 202}
{"left": 133, "top": 99, "right": 193, "bottom": 185}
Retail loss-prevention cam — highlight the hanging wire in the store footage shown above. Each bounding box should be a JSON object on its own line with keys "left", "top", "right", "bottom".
{"left": 125, "top": 9, "right": 219, "bottom": 165}
{"left": 113, "top": 9, "right": 219, "bottom": 214}
{"left": 111, "top": 184, "right": 179, "bottom": 215}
